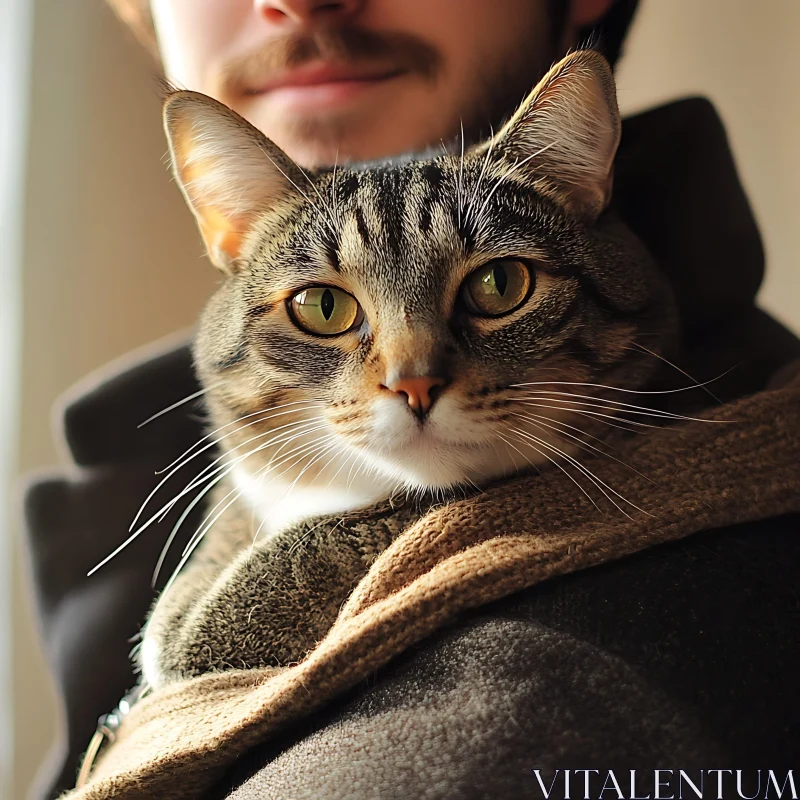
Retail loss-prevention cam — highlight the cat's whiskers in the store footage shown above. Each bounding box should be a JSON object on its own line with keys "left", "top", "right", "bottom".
{"left": 518, "top": 402, "right": 659, "bottom": 434}
{"left": 515, "top": 392, "right": 735, "bottom": 438}
{"left": 329, "top": 150, "right": 341, "bottom": 228}
{"left": 147, "top": 413, "right": 326, "bottom": 528}
{"left": 145, "top": 400, "right": 318, "bottom": 516}
{"left": 296, "top": 162, "right": 339, "bottom": 227}
{"left": 346, "top": 444, "right": 373, "bottom": 494}
{"left": 506, "top": 423, "right": 650, "bottom": 517}
{"left": 516, "top": 423, "right": 652, "bottom": 517}
{"left": 320, "top": 435, "right": 371, "bottom": 495}
{"left": 149, "top": 419, "right": 330, "bottom": 583}
{"left": 247, "top": 434, "right": 343, "bottom": 551}
{"left": 276, "top": 434, "right": 342, "bottom": 501}
{"left": 161, "top": 488, "right": 242, "bottom": 596}
{"left": 494, "top": 430, "right": 536, "bottom": 473}
{"left": 156, "top": 400, "right": 315, "bottom": 476}
{"left": 196, "top": 427, "right": 337, "bottom": 556}
{"left": 153, "top": 476, "right": 238, "bottom": 585}
{"left": 626, "top": 341, "right": 728, "bottom": 404}
{"left": 234, "top": 420, "right": 335, "bottom": 493}
{"left": 509, "top": 410, "right": 657, "bottom": 486}
{"left": 260, "top": 418, "right": 330, "bottom": 471}
{"left": 515, "top": 391, "right": 729, "bottom": 424}
{"left": 509, "top": 410, "right": 612, "bottom": 460}
{"left": 252, "top": 437, "right": 344, "bottom": 547}
{"left": 137, "top": 386, "right": 214, "bottom": 429}
{"left": 461, "top": 475, "right": 483, "bottom": 495}
{"left": 516, "top": 395, "right": 671, "bottom": 423}
{"left": 93, "top": 415, "right": 325, "bottom": 578}
{"left": 513, "top": 423, "right": 632, "bottom": 513}
{"left": 486, "top": 435, "right": 518, "bottom": 481}
{"left": 148, "top": 418, "right": 319, "bottom": 532}
{"left": 496, "top": 429, "right": 600, "bottom": 511}
{"left": 510, "top": 377, "right": 728, "bottom": 397}
{"left": 509, "top": 406, "right": 614, "bottom": 448}
{"left": 165, "top": 431, "right": 339, "bottom": 583}
{"left": 496, "top": 432, "right": 522, "bottom": 475}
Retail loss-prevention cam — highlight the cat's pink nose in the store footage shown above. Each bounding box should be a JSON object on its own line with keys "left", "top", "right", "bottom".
{"left": 388, "top": 376, "right": 447, "bottom": 418}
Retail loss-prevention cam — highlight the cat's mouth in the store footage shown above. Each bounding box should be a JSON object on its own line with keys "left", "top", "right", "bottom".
{"left": 357, "top": 404, "right": 503, "bottom": 489}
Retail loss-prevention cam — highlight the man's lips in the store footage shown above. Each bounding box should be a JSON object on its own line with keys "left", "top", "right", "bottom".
{"left": 243, "top": 64, "right": 406, "bottom": 110}
{"left": 249, "top": 63, "right": 405, "bottom": 93}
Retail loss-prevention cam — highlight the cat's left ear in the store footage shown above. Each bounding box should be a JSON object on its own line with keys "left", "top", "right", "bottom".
{"left": 489, "top": 49, "right": 621, "bottom": 220}
{"left": 163, "top": 91, "right": 303, "bottom": 273}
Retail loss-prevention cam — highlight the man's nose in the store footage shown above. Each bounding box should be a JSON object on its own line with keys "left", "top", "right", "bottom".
{"left": 386, "top": 376, "right": 448, "bottom": 419}
{"left": 255, "top": 0, "right": 363, "bottom": 25}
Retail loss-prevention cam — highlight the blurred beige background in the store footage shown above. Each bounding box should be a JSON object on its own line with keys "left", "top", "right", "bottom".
{"left": 6, "top": 0, "right": 799, "bottom": 796}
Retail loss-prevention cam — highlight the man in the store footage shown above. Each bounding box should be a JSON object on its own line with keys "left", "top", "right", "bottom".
{"left": 24, "top": 2, "right": 799, "bottom": 799}
{"left": 120, "top": 0, "right": 628, "bottom": 165}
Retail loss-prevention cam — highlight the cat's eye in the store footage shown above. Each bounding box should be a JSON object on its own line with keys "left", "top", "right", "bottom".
{"left": 462, "top": 259, "right": 532, "bottom": 317}
{"left": 289, "top": 286, "right": 363, "bottom": 336}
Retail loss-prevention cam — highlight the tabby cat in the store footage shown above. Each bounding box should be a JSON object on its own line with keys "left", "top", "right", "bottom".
{"left": 138, "top": 49, "right": 675, "bottom": 685}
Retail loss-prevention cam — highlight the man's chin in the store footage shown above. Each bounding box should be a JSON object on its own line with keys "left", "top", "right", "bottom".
{"left": 237, "top": 92, "right": 440, "bottom": 167}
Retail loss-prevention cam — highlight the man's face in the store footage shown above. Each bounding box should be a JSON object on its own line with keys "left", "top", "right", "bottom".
{"left": 151, "top": 0, "right": 598, "bottom": 167}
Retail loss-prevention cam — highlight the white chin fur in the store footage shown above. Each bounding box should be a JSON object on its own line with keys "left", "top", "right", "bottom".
{"left": 362, "top": 395, "right": 526, "bottom": 491}
{"left": 232, "top": 395, "right": 545, "bottom": 539}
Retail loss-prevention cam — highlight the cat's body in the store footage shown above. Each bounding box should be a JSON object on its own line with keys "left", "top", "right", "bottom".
{"left": 139, "top": 50, "right": 675, "bottom": 687}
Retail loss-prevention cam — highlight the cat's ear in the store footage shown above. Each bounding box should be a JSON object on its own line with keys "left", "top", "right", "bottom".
{"left": 489, "top": 49, "right": 621, "bottom": 220}
{"left": 163, "top": 91, "right": 302, "bottom": 273}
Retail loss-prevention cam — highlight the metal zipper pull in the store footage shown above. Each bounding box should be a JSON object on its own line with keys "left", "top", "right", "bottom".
{"left": 75, "top": 682, "right": 150, "bottom": 788}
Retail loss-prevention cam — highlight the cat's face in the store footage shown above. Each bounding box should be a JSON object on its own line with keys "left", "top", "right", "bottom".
{"left": 166, "top": 51, "right": 674, "bottom": 496}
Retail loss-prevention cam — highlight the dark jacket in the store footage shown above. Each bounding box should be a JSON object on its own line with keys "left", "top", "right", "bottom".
{"left": 24, "top": 99, "right": 800, "bottom": 800}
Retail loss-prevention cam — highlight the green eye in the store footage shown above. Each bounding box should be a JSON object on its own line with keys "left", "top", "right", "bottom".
{"left": 462, "top": 259, "right": 532, "bottom": 317}
{"left": 289, "top": 286, "right": 362, "bottom": 336}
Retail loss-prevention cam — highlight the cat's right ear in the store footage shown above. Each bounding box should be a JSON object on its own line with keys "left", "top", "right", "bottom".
{"left": 163, "top": 91, "right": 302, "bottom": 274}
{"left": 486, "top": 49, "right": 621, "bottom": 221}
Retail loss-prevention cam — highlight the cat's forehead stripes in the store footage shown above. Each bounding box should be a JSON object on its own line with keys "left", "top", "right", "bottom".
{"left": 337, "top": 164, "right": 449, "bottom": 255}
{"left": 327, "top": 163, "right": 462, "bottom": 302}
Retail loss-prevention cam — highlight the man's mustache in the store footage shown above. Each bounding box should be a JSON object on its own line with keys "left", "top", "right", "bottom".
{"left": 218, "top": 26, "right": 441, "bottom": 93}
